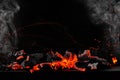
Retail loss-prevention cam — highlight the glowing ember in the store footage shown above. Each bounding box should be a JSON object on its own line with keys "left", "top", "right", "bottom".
{"left": 7, "top": 62, "right": 23, "bottom": 70}
{"left": 25, "top": 66, "right": 30, "bottom": 69}
{"left": 50, "top": 53, "right": 78, "bottom": 70}
{"left": 30, "top": 64, "right": 41, "bottom": 73}
{"left": 16, "top": 55, "right": 24, "bottom": 60}
{"left": 6, "top": 49, "right": 112, "bottom": 73}
{"left": 112, "top": 57, "right": 117, "bottom": 64}
{"left": 40, "top": 52, "right": 86, "bottom": 72}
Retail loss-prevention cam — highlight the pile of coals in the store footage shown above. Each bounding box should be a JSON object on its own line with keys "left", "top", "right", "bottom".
{"left": 0, "top": 49, "right": 115, "bottom": 72}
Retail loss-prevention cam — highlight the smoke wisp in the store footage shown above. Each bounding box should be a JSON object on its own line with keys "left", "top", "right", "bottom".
{"left": 86, "top": 0, "right": 120, "bottom": 53}
{"left": 0, "top": 0, "right": 20, "bottom": 54}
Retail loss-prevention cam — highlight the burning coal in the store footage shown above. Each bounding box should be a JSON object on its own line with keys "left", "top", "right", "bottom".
{"left": 86, "top": 0, "right": 120, "bottom": 53}
{"left": 39, "top": 52, "right": 86, "bottom": 72}
{"left": 2, "top": 49, "right": 112, "bottom": 73}
{"left": 0, "top": 0, "right": 20, "bottom": 54}
{"left": 112, "top": 57, "right": 117, "bottom": 64}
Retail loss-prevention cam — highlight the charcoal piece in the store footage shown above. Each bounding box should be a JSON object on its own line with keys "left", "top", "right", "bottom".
{"left": 46, "top": 53, "right": 61, "bottom": 62}
{"left": 0, "top": 53, "right": 8, "bottom": 65}
{"left": 25, "top": 53, "right": 45, "bottom": 67}
{"left": 29, "top": 53, "right": 44, "bottom": 62}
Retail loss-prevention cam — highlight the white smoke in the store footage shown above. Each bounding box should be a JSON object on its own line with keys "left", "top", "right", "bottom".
{"left": 86, "top": 0, "right": 120, "bottom": 53}
{"left": 0, "top": 0, "right": 20, "bottom": 54}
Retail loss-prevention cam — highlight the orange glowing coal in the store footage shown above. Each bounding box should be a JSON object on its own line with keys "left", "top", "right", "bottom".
{"left": 50, "top": 52, "right": 78, "bottom": 70}
{"left": 16, "top": 55, "right": 24, "bottom": 60}
{"left": 7, "top": 49, "right": 110, "bottom": 73}
{"left": 40, "top": 52, "right": 86, "bottom": 72}
{"left": 30, "top": 64, "right": 41, "bottom": 73}
{"left": 112, "top": 57, "right": 117, "bottom": 64}
{"left": 7, "top": 62, "right": 23, "bottom": 70}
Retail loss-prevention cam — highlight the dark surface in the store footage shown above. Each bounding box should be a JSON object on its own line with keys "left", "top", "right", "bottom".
{"left": 14, "top": 0, "right": 104, "bottom": 51}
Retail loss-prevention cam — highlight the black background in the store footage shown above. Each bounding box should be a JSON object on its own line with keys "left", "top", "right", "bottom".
{"left": 14, "top": 0, "right": 104, "bottom": 52}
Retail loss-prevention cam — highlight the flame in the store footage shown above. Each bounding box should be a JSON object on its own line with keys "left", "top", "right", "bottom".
{"left": 112, "top": 57, "right": 117, "bottom": 64}
{"left": 38, "top": 52, "right": 86, "bottom": 72}
{"left": 7, "top": 50, "right": 87, "bottom": 73}
{"left": 8, "top": 49, "right": 115, "bottom": 73}
{"left": 49, "top": 52, "right": 86, "bottom": 71}
{"left": 7, "top": 49, "right": 112, "bottom": 73}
